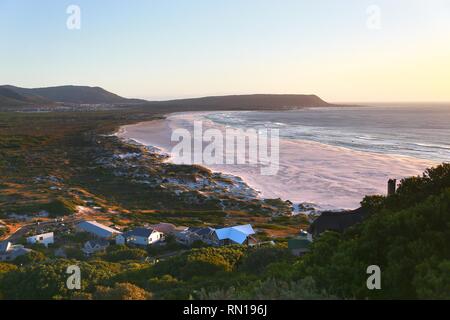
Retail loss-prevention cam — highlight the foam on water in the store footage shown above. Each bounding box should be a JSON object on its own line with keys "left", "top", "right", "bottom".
{"left": 206, "top": 105, "right": 450, "bottom": 162}
{"left": 118, "top": 106, "right": 448, "bottom": 210}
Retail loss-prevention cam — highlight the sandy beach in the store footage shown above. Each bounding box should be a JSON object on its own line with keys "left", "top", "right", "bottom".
{"left": 117, "top": 112, "right": 438, "bottom": 210}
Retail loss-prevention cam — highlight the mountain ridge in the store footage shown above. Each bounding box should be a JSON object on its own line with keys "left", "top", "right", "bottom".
{"left": 0, "top": 85, "right": 336, "bottom": 110}
{"left": 0, "top": 85, "right": 145, "bottom": 106}
{"left": 146, "top": 93, "right": 330, "bottom": 109}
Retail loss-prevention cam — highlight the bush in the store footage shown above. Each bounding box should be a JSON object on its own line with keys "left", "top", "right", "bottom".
{"left": 293, "top": 173, "right": 450, "bottom": 299}
{"left": 150, "top": 246, "right": 246, "bottom": 281}
{"left": 93, "top": 282, "right": 152, "bottom": 300}
{"left": 63, "top": 247, "right": 86, "bottom": 260}
{"left": 199, "top": 277, "right": 334, "bottom": 300}
{"left": 104, "top": 246, "right": 148, "bottom": 262}
{"left": 0, "top": 226, "right": 10, "bottom": 238}
{"left": 14, "top": 250, "right": 46, "bottom": 265}
{"left": 0, "top": 260, "right": 123, "bottom": 299}
{"left": 239, "top": 247, "right": 294, "bottom": 275}
{"left": 43, "top": 197, "right": 79, "bottom": 217}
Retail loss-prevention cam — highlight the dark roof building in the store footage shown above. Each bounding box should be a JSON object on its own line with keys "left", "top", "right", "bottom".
{"left": 185, "top": 227, "right": 217, "bottom": 239}
{"left": 86, "top": 239, "right": 110, "bottom": 248}
{"left": 124, "top": 227, "right": 155, "bottom": 238}
{"left": 116, "top": 227, "right": 164, "bottom": 246}
{"left": 308, "top": 207, "right": 368, "bottom": 238}
{"left": 83, "top": 239, "right": 110, "bottom": 255}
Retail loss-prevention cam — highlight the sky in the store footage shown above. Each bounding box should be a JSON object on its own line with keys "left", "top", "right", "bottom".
{"left": 1, "top": 0, "right": 449, "bottom": 102}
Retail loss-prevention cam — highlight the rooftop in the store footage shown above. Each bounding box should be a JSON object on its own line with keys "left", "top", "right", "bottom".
{"left": 0, "top": 241, "right": 11, "bottom": 254}
{"left": 215, "top": 224, "right": 255, "bottom": 245}
{"left": 77, "top": 220, "right": 122, "bottom": 238}
{"left": 125, "top": 227, "right": 155, "bottom": 238}
{"left": 188, "top": 226, "right": 216, "bottom": 237}
{"left": 27, "top": 232, "right": 54, "bottom": 239}
{"left": 86, "top": 239, "right": 110, "bottom": 247}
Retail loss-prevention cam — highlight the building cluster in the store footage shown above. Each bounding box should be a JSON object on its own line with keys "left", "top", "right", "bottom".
{"left": 0, "top": 232, "right": 56, "bottom": 262}
{"left": 4, "top": 206, "right": 361, "bottom": 262}
{"left": 0, "top": 219, "right": 259, "bottom": 261}
{"left": 175, "top": 224, "right": 257, "bottom": 247}
{"left": 75, "top": 220, "right": 258, "bottom": 254}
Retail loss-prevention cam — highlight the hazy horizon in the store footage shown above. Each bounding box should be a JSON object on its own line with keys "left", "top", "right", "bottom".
{"left": 1, "top": 0, "right": 450, "bottom": 102}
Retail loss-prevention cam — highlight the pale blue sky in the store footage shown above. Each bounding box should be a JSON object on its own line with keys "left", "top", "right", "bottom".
{"left": 1, "top": 0, "right": 449, "bottom": 102}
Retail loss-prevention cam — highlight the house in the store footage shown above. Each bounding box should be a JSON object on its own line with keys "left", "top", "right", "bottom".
{"left": 308, "top": 207, "right": 369, "bottom": 238}
{"left": 75, "top": 220, "right": 122, "bottom": 239}
{"left": 214, "top": 224, "right": 257, "bottom": 246}
{"left": 288, "top": 230, "right": 313, "bottom": 256}
{"left": 82, "top": 239, "right": 110, "bottom": 255}
{"left": 0, "top": 241, "right": 32, "bottom": 262}
{"left": 190, "top": 227, "right": 217, "bottom": 244}
{"left": 174, "top": 226, "right": 216, "bottom": 246}
{"left": 174, "top": 229, "right": 201, "bottom": 246}
{"left": 151, "top": 222, "right": 177, "bottom": 235}
{"left": 116, "top": 227, "right": 164, "bottom": 246}
{"left": 27, "top": 232, "right": 54, "bottom": 247}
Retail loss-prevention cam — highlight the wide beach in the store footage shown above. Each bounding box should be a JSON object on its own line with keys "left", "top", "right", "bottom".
{"left": 117, "top": 111, "right": 438, "bottom": 210}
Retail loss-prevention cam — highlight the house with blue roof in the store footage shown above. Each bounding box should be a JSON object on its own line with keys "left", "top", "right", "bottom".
{"left": 213, "top": 224, "right": 257, "bottom": 246}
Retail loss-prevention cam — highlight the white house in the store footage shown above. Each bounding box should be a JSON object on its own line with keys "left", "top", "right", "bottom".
{"left": 27, "top": 232, "right": 54, "bottom": 247}
{"left": 76, "top": 220, "right": 122, "bottom": 239}
{"left": 116, "top": 227, "right": 164, "bottom": 246}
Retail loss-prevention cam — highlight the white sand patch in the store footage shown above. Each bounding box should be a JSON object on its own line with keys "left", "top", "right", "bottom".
{"left": 117, "top": 112, "right": 437, "bottom": 210}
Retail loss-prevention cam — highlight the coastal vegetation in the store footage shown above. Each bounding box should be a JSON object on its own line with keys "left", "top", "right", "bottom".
{"left": 1, "top": 163, "right": 449, "bottom": 300}
{"left": 0, "top": 110, "right": 294, "bottom": 241}
{"left": 1, "top": 107, "right": 449, "bottom": 300}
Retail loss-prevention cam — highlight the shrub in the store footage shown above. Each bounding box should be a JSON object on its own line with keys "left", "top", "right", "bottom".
{"left": 93, "top": 282, "right": 152, "bottom": 300}
{"left": 239, "top": 247, "right": 294, "bottom": 275}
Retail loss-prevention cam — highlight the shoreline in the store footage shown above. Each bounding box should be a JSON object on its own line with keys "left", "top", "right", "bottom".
{"left": 115, "top": 111, "right": 438, "bottom": 211}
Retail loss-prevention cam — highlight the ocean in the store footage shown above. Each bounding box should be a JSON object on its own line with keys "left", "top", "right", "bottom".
{"left": 206, "top": 104, "right": 450, "bottom": 163}
{"left": 119, "top": 105, "right": 449, "bottom": 211}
